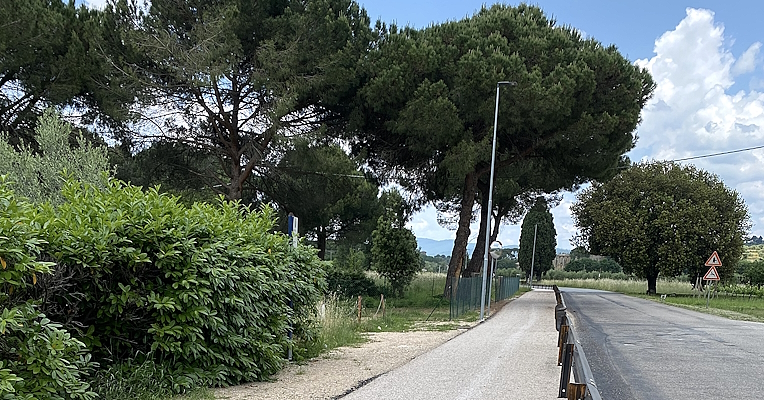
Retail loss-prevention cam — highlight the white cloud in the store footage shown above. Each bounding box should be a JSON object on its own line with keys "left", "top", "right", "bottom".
{"left": 630, "top": 7, "right": 764, "bottom": 233}
{"left": 732, "top": 43, "right": 761, "bottom": 76}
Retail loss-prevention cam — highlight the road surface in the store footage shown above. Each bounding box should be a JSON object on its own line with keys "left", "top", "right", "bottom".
{"left": 342, "top": 290, "right": 561, "bottom": 400}
{"left": 562, "top": 288, "right": 764, "bottom": 400}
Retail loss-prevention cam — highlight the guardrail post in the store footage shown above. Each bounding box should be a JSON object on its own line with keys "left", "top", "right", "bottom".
{"left": 559, "top": 342, "right": 574, "bottom": 398}
{"left": 558, "top": 322, "right": 569, "bottom": 365}
{"left": 566, "top": 383, "right": 587, "bottom": 400}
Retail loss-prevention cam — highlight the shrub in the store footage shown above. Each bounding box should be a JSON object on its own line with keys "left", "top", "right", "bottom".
{"left": 0, "top": 177, "right": 97, "bottom": 399}
{"left": 326, "top": 269, "right": 380, "bottom": 298}
{"left": 745, "top": 260, "right": 764, "bottom": 286}
{"left": 36, "top": 179, "right": 326, "bottom": 388}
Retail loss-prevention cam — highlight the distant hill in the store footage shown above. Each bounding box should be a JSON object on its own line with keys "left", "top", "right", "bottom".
{"left": 417, "top": 238, "right": 569, "bottom": 256}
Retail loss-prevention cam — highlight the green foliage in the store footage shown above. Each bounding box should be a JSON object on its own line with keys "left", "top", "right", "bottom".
{"left": 564, "top": 258, "right": 622, "bottom": 273}
{"left": 370, "top": 191, "right": 421, "bottom": 297}
{"left": 572, "top": 161, "right": 750, "bottom": 294}
{"left": 0, "top": 0, "right": 128, "bottom": 143}
{"left": 0, "top": 110, "right": 110, "bottom": 204}
{"left": 325, "top": 269, "right": 380, "bottom": 298}
{"left": 570, "top": 247, "right": 590, "bottom": 260}
{"left": 495, "top": 268, "right": 522, "bottom": 277}
{"left": 349, "top": 3, "right": 655, "bottom": 283}
{"left": 106, "top": 0, "right": 374, "bottom": 200}
{"left": 518, "top": 198, "right": 557, "bottom": 279}
{"left": 544, "top": 270, "right": 629, "bottom": 281}
{"left": 0, "top": 304, "right": 98, "bottom": 400}
{"left": 90, "top": 358, "right": 214, "bottom": 400}
{"left": 0, "top": 178, "right": 96, "bottom": 400}
{"left": 37, "top": 179, "right": 326, "bottom": 386}
{"left": 743, "top": 261, "right": 764, "bottom": 286}
{"left": 262, "top": 141, "right": 380, "bottom": 259}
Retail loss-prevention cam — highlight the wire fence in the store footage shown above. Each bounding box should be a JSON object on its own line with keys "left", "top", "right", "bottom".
{"left": 447, "top": 276, "right": 520, "bottom": 319}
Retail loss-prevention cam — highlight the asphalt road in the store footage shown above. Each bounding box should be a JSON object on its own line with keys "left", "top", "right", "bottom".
{"left": 562, "top": 288, "right": 764, "bottom": 400}
{"left": 341, "top": 290, "right": 561, "bottom": 400}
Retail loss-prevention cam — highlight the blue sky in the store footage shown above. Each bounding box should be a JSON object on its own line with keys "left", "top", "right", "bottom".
{"left": 85, "top": 0, "right": 764, "bottom": 251}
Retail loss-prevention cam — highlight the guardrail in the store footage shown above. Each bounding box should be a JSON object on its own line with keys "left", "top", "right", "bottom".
{"left": 553, "top": 286, "right": 602, "bottom": 400}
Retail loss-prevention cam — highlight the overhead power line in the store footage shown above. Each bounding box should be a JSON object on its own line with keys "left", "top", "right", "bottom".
{"left": 668, "top": 144, "right": 764, "bottom": 163}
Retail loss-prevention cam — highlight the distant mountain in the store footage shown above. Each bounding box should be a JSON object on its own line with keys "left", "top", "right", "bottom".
{"left": 417, "top": 238, "right": 569, "bottom": 256}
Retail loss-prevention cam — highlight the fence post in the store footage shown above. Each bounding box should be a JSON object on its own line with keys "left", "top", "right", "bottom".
{"left": 357, "top": 295, "right": 362, "bottom": 324}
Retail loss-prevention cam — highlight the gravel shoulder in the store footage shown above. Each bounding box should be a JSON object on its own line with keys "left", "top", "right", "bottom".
{"left": 214, "top": 300, "right": 513, "bottom": 400}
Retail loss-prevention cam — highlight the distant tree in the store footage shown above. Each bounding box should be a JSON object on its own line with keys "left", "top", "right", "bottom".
{"left": 744, "top": 261, "right": 764, "bottom": 287}
{"left": 0, "top": 110, "right": 110, "bottom": 203}
{"left": 572, "top": 162, "right": 750, "bottom": 294}
{"left": 519, "top": 197, "right": 557, "bottom": 280}
{"left": 564, "top": 258, "right": 596, "bottom": 272}
{"left": 259, "top": 140, "right": 380, "bottom": 259}
{"left": 570, "top": 247, "right": 590, "bottom": 260}
{"left": 111, "top": 140, "right": 219, "bottom": 204}
{"left": 598, "top": 258, "right": 622, "bottom": 273}
{"left": 371, "top": 190, "right": 420, "bottom": 297}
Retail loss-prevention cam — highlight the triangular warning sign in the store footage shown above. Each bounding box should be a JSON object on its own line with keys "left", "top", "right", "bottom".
{"left": 703, "top": 266, "right": 720, "bottom": 281}
{"left": 704, "top": 251, "right": 722, "bottom": 267}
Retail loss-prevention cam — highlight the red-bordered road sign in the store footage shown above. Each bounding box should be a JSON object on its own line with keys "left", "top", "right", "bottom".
{"left": 705, "top": 251, "right": 722, "bottom": 267}
{"left": 703, "top": 266, "right": 720, "bottom": 281}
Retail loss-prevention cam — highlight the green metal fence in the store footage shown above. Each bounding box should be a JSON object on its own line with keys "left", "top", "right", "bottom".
{"left": 448, "top": 276, "right": 520, "bottom": 319}
{"left": 494, "top": 276, "right": 520, "bottom": 302}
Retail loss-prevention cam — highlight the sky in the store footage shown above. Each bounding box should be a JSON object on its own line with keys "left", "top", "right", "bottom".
{"left": 83, "top": 0, "right": 764, "bottom": 251}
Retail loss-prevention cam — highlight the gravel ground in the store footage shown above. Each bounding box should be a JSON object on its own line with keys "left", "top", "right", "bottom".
{"left": 214, "top": 302, "right": 511, "bottom": 400}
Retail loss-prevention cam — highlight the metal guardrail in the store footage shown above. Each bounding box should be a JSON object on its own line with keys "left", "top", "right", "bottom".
{"left": 553, "top": 286, "right": 602, "bottom": 400}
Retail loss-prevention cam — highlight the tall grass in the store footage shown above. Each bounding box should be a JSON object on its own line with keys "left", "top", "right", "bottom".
{"left": 300, "top": 293, "right": 366, "bottom": 358}
{"left": 654, "top": 295, "right": 764, "bottom": 321}
{"left": 90, "top": 359, "right": 213, "bottom": 400}
{"left": 540, "top": 277, "right": 695, "bottom": 295}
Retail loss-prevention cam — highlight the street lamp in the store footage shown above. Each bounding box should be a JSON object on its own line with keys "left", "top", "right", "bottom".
{"left": 480, "top": 81, "right": 516, "bottom": 321}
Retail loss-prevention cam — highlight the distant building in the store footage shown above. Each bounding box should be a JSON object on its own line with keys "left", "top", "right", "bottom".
{"left": 553, "top": 253, "right": 570, "bottom": 270}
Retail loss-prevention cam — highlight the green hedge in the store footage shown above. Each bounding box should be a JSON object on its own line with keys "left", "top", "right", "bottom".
{"left": 326, "top": 269, "right": 380, "bottom": 298}
{"left": 2, "top": 177, "right": 327, "bottom": 395}
{"left": 1, "top": 177, "right": 98, "bottom": 399}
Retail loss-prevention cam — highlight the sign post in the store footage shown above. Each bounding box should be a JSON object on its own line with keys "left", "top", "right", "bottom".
{"left": 703, "top": 251, "right": 722, "bottom": 309}
{"left": 487, "top": 241, "right": 502, "bottom": 317}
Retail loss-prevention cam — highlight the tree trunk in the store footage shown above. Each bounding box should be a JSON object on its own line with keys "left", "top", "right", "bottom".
{"left": 465, "top": 188, "right": 490, "bottom": 276}
{"left": 317, "top": 226, "right": 327, "bottom": 260}
{"left": 647, "top": 272, "right": 658, "bottom": 295}
{"left": 443, "top": 172, "right": 478, "bottom": 297}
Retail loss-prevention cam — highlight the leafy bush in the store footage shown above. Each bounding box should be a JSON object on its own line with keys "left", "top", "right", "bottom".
{"left": 370, "top": 191, "right": 420, "bottom": 297}
{"left": 564, "top": 258, "right": 622, "bottom": 273}
{"left": 744, "top": 260, "right": 764, "bottom": 286}
{"left": 0, "top": 177, "right": 97, "bottom": 399}
{"left": 326, "top": 269, "right": 380, "bottom": 298}
{"left": 495, "top": 268, "right": 522, "bottom": 277}
{"left": 33, "top": 179, "right": 326, "bottom": 388}
{"left": 0, "top": 110, "right": 110, "bottom": 204}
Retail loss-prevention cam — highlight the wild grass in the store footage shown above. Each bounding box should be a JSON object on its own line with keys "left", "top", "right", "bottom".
{"left": 90, "top": 358, "right": 213, "bottom": 400}
{"left": 639, "top": 293, "right": 764, "bottom": 322}
{"left": 541, "top": 276, "right": 764, "bottom": 322}
{"left": 313, "top": 293, "right": 366, "bottom": 351}
{"left": 539, "top": 277, "right": 694, "bottom": 295}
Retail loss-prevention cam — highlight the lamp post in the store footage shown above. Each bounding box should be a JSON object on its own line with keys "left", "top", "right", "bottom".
{"left": 480, "top": 81, "right": 515, "bottom": 321}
